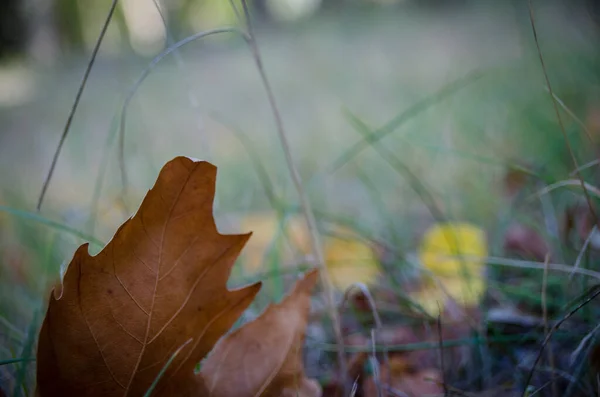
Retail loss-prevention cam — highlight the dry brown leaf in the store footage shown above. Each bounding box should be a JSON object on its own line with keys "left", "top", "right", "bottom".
{"left": 36, "top": 157, "right": 261, "bottom": 396}
{"left": 563, "top": 202, "right": 600, "bottom": 250}
{"left": 503, "top": 223, "right": 551, "bottom": 261}
{"left": 201, "top": 269, "right": 321, "bottom": 397}
{"left": 503, "top": 165, "right": 532, "bottom": 197}
{"left": 363, "top": 356, "right": 443, "bottom": 397}
{"left": 321, "top": 351, "right": 369, "bottom": 397}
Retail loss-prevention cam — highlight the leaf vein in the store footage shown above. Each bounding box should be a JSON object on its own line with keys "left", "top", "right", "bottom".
{"left": 132, "top": 247, "right": 157, "bottom": 275}
{"left": 158, "top": 234, "right": 201, "bottom": 281}
{"left": 148, "top": 240, "right": 236, "bottom": 344}
{"left": 114, "top": 270, "right": 150, "bottom": 316}
{"left": 78, "top": 261, "right": 126, "bottom": 390}
{"left": 124, "top": 163, "right": 197, "bottom": 392}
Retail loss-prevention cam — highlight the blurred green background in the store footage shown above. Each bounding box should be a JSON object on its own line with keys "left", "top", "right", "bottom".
{"left": 1, "top": 0, "right": 600, "bottom": 393}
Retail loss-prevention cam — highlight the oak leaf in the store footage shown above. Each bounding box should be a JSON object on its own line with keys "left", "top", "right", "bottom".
{"left": 36, "top": 157, "right": 262, "bottom": 396}
{"left": 201, "top": 269, "right": 322, "bottom": 397}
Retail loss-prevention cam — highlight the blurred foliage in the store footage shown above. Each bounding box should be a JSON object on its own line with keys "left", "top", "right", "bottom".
{"left": 0, "top": 0, "right": 26, "bottom": 58}
{"left": 1, "top": 0, "right": 598, "bottom": 60}
{"left": 1, "top": 0, "right": 600, "bottom": 393}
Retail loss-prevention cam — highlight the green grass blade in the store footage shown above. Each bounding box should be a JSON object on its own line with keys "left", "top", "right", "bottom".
{"left": 144, "top": 338, "right": 193, "bottom": 397}
{"left": 0, "top": 205, "right": 105, "bottom": 247}
{"left": 211, "top": 113, "right": 280, "bottom": 211}
{"left": 342, "top": 110, "right": 447, "bottom": 224}
{"left": 0, "top": 315, "right": 25, "bottom": 343}
{"left": 12, "top": 310, "right": 39, "bottom": 397}
{"left": 328, "top": 70, "right": 483, "bottom": 172}
{"left": 0, "top": 358, "right": 34, "bottom": 366}
{"left": 118, "top": 27, "right": 247, "bottom": 200}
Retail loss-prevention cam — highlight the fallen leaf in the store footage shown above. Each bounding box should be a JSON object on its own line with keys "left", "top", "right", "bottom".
{"left": 418, "top": 223, "right": 487, "bottom": 278}
{"left": 503, "top": 223, "right": 550, "bottom": 261}
{"left": 563, "top": 202, "right": 600, "bottom": 250}
{"left": 411, "top": 276, "right": 485, "bottom": 316}
{"left": 363, "top": 356, "right": 443, "bottom": 397}
{"left": 324, "top": 227, "right": 381, "bottom": 291}
{"left": 321, "top": 344, "right": 370, "bottom": 397}
{"left": 345, "top": 310, "right": 479, "bottom": 381}
{"left": 36, "top": 157, "right": 262, "bottom": 396}
{"left": 239, "top": 213, "right": 311, "bottom": 273}
{"left": 503, "top": 164, "right": 533, "bottom": 197}
{"left": 416, "top": 222, "right": 487, "bottom": 314}
{"left": 201, "top": 269, "right": 321, "bottom": 397}
{"left": 240, "top": 213, "right": 380, "bottom": 291}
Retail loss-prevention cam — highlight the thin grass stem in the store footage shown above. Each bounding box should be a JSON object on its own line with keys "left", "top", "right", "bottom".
{"left": 37, "top": 0, "right": 118, "bottom": 211}
{"left": 237, "top": 0, "right": 348, "bottom": 389}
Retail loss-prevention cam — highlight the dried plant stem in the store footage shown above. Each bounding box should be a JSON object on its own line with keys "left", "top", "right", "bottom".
{"left": 546, "top": 88, "right": 595, "bottom": 144}
{"left": 36, "top": 0, "right": 119, "bottom": 212}
{"left": 437, "top": 309, "right": 449, "bottom": 397}
{"left": 521, "top": 286, "right": 600, "bottom": 396}
{"left": 342, "top": 283, "right": 390, "bottom": 391}
{"left": 238, "top": 0, "right": 348, "bottom": 390}
{"left": 541, "top": 254, "right": 558, "bottom": 397}
{"left": 528, "top": 0, "right": 599, "bottom": 228}
{"left": 370, "top": 328, "right": 383, "bottom": 397}
{"left": 570, "top": 225, "right": 597, "bottom": 280}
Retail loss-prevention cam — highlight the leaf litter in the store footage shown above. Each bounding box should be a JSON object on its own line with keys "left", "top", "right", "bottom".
{"left": 30, "top": 156, "right": 600, "bottom": 397}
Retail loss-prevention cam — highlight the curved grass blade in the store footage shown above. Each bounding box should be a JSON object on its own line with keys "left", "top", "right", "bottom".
{"left": 532, "top": 179, "right": 600, "bottom": 200}
{"left": 143, "top": 339, "right": 193, "bottom": 397}
{"left": 0, "top": 205, "right": 104, "bottom": 247}
{"left": 521, "top": 286, "right": 600, "bottom": 396}
{"left": 118, "top": 27, "right": 249, "bottom": 204}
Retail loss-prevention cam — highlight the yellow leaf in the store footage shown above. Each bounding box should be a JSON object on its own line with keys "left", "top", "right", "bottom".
{"left": 412, "top": 275, "right": 486, "bottom": 315}
{"left": 239, "top": 214, "right": 310, "bottom": 273}
{"left": 239, "top": 215, "right": 380, "bottom": 291}
{"left": 415, "top": 222, "right": 487, "bottom": 314}
{"left": 324, "top": 227, "right": 381, "bottom": 291}
{"left": 418, "top": 222, "right": 487, "bottom": 278}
